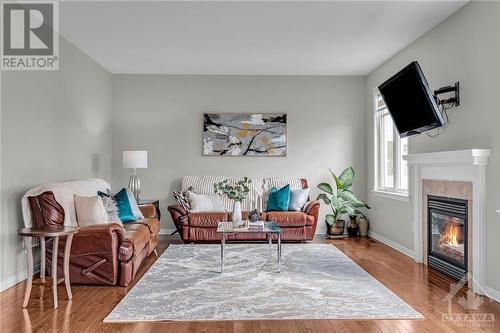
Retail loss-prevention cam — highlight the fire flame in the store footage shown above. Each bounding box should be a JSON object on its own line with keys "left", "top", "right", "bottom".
{"left": 440, "top": 225, "right": 459, "bottom": 246}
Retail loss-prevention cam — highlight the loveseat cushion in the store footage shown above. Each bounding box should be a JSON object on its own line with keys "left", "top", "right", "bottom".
{"left": 188, "top": 212, "right": 229, "bottom": 227}
{"left": 128, "top": 218, "right": 161, "bottom": 237}
{"left": 123, "top": 223, "right": 150, "bottom": 258}
{"left": 266, "top": 211, "right": 307, "bottom": 227}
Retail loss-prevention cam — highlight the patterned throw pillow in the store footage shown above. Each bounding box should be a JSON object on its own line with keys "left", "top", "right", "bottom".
{"left": 98, "top": 188, "right": 143, "bottom": 223}
{"left": 100, "top": 195, "right": 121, "bottom": 224}
{"left": 173, "top": 186, "right": 196, "bottom": 211}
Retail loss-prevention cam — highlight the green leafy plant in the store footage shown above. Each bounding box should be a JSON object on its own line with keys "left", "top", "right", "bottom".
{"left": 317, "top": 167, "right": 370, "bottom": 226}
{"left": 214, "top": 177, "right": 252, "bottom": 202}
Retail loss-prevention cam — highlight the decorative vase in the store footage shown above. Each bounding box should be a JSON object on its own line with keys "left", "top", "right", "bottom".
{"left": 358, "top": 216, "right": 369, "bottom": 237}
{"left": 347, "top": 215, "right": 359, "bottom": 237}
{"left": 232, "top": 201, "right": 243, "bottom": 228}
{"left": 327, "top": 220, "right": 345, "bottom": 236}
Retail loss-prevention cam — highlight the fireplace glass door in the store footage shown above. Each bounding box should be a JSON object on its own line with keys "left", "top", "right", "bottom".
{"left": 428, "top": 196, "right": 467, "bottom": 278}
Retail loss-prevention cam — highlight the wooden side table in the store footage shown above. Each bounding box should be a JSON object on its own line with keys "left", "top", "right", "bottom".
{"left": 18, "top": 226, "right": 79, "bottom": 309}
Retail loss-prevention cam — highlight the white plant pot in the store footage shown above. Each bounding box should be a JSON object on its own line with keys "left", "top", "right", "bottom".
{"left": 232, "top": 201, "right": 243, "bottom": 228}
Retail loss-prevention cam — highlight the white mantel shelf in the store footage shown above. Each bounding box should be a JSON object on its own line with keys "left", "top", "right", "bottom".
{"left": 405, "top": 149, "right": 490, "bottom": 295}
{"left": 404, "top": 149, "right": 491, "bottom": 165}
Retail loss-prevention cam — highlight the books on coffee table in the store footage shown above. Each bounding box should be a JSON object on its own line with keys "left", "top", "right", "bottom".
{"left": 217, "top": 221, "right": 265, "bottom": 232}
{"left": 247, "top": 221, "right": 264, "bottom": 232}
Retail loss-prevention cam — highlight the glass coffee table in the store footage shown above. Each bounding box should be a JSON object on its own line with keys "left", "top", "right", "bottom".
{"left": 216, "top": 221, "right": 282, "bottom": 273}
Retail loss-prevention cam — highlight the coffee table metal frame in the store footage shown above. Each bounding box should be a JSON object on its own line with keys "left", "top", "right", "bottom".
{"left": 216, "top": 221, "right": 282, "bottom": 273}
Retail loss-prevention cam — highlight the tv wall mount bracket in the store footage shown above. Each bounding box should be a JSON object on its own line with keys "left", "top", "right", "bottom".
{"left": 434, "top": 81, "right": 460, "bottom": 108}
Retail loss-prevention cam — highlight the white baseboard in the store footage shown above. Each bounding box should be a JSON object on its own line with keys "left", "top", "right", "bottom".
{"left": 0, "top": 264, "right": 40, "bottom": 293}
{"left": 368, "top": 231, "right": 415, "bottom": 259}
{"left": 315, "top": 229, "right": 326, "bottom": 235}
{"left": 159, "top": 229, "right": 178, "bottom": 235}
{"left": 485, "top": 286, "right": 500, "bottom": 304}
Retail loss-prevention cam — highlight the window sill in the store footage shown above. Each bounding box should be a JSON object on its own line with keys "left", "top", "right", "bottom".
{"left": 372, "top": 189, "right": 410, "bottom": 202}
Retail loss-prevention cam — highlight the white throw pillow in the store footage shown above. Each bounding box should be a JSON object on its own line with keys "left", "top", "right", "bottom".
{"left": 74, "top": 195, "right": 109, "bottom": 226}
{"left": 188, "top": 192, "right": 225, "bottom": 212}
{"left": 289, "top": 188, "right": 310, "bottom": 211}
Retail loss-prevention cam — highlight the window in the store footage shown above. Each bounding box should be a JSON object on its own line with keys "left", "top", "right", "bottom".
{"left": 374, "top": 92, "right": 409, "bottom": 196}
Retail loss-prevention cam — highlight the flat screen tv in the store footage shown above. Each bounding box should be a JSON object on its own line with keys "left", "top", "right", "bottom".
{"left": 378, "top": 61, "right": 446, "bottom": 138}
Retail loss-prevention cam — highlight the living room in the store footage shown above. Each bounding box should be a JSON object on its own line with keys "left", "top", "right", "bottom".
{"left": 1, "top": 1, "right": 499, "bottom": 332}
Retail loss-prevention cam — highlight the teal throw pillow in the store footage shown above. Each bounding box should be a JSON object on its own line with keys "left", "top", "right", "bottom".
{"left": 98, "top": 188, "right": 136, "bottom": 223}
{"left": 267, "top": 185, "right": 291, "bottom": 212}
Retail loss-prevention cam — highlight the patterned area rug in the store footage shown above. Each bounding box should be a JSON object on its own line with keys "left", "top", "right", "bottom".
{"left": 105, "top": 244, "right": 423, "bottom": 322}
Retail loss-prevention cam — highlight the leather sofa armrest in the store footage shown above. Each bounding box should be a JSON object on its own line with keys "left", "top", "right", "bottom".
{"left": 118, "top": 239, "right": 134, "bottom": 262}
{"left": 303, "top": 200, "right": 320, "bottom": 216}
{"left": 76, "top": 223, "right": 133, "bottom": 262}
{"left": 45, "top": 223, "right": 126, "bottom": 285}
{"left": 139, "top": 204, "right": 157, "bottom": 219}
{"left": 179, "top": 215, "right": 189, "bottom": 227}
{"left": 67, "top": 223, "right": 125, "bottom": 258}
{"left": 168, "top": 203, "right": 187, "bottom": 217}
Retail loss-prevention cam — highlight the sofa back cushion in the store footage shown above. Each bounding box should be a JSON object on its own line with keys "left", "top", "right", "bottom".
{"left": 181, "top": 176, "right": 307, "bottom": 212}
{"left": 22, "top": 178, "right": 111, "bottom": 228}
{"left": 182, "top": 176, "right": 264, "bottom": 212}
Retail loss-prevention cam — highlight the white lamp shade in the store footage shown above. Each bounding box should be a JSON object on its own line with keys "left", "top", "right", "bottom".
{"left": 123, "top": 151, "right": 148, "bottom": 169}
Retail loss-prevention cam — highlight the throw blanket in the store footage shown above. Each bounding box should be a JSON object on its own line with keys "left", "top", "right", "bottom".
{"left": 21, "top": 178, "right": 110, "bottom": 229}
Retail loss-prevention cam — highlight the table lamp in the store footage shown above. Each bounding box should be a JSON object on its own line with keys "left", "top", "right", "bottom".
{"left": 123, "top": 150, "right": 148, "bottom": 202}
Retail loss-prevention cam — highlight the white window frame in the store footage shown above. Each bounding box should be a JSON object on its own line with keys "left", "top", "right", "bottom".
{"left": 373, "top": 88, "right": 409, "bottom": 202}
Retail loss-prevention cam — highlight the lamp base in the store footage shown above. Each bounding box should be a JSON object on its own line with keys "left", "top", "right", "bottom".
{"left": 128, "top": 170, "right": 141, "bottom": 202}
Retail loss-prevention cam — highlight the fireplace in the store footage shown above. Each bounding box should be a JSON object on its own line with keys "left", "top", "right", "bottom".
{"left": 427, "top": 195, "right": 468, "bottom": 280}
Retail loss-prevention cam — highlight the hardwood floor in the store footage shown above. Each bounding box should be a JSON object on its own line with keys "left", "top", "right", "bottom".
{"left": 1, "top": 235, "right": 498, "bottom": 333}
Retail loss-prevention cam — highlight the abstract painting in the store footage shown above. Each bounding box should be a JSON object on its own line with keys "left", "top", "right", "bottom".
{"left": 203, "top": 113, "right": 287, "bottom": 156}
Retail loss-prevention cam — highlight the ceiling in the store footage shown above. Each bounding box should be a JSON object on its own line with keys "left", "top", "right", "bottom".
{"left": 59, "top": 1, "right": 468, "bottom": 75}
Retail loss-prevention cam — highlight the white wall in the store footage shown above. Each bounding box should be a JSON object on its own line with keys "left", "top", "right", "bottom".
{"left": 365, "top": 2, "right": 500, "bottom": 292}
{"left": 0, "top": 38, "right": 112, "bottom": 290}
{"left": 111, "top": 75, "right": 367, "bottom": 232}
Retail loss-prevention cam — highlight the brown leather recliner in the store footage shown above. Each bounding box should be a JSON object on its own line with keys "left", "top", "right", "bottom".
{"left": 27, "top": 189, "right": 160, "bottom": 287}
{"left": 168, "top": 178, "right": 320, "bottom": 242}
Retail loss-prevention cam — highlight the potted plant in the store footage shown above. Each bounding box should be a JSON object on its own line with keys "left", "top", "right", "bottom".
{"left": 317, "top": 167, "right": 370, "bottom": 237}
{"left": 214, "top": 177, "right": 251, "bottom": 228}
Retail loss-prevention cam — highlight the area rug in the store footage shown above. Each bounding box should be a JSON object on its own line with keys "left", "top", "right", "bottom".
{"left": 104, "top": 244, "right": 423, "bottom": 322}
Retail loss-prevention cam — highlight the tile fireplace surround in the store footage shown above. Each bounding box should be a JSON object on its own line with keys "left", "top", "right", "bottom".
{"left": 405, "top": 149, "right": 491, "bottom": 295}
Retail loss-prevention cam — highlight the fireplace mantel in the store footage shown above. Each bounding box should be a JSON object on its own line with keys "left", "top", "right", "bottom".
{"left": 405, "top": 149, "right": 491, "bottom": 166}
{"left": 404, "top": 149, "right": 491, "bottom": 294}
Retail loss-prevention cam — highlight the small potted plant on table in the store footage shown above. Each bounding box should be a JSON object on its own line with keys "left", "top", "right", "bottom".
{"left": 214, "top": 177, "right": 251, "bottom": 228}
{"left": 317, "top": 167, "right": 370, "bottom": 238}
